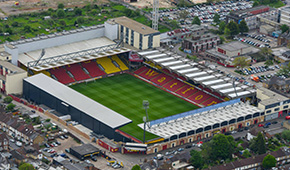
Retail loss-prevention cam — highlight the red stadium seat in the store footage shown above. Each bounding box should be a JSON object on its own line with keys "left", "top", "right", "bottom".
{"left": 175, "top": 85, "right": 199, "bottom": 97}
{"left": 66, "top": 64, "right": 90, "bottom": 81}
{"left": 134, "top": 66, "right": 149, "bottom": 75}
{"left": 162, "top": 79, "right": 186, "bottom": 92}
{"left": 81, "top": 61, "right": 106, "bottom": 78}
{"left": 150, "top": 73, "right": 173, "bottom": 86}
{"left": 50, "top": 67, "right": 75, "bottom": 84}
{"left": 138, "top": 68, "right": 160, "bottom": 80}
{"left": 187, "top": 91, "right": 212, "bottom": 104}
{"left": 201, "top": 97, "right": 222, "bottom": 106}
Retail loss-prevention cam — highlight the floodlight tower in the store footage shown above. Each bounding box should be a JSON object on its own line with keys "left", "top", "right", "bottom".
{"left": 143, "top": 100, "right": 150, "bottom": 143}
{"left": 152, "top": 0, "right": 159, "bottom": 30}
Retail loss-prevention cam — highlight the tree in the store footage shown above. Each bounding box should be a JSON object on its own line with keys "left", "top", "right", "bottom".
{"left": 242, "top": 149, "right": 251, "bottom": 158}
{"left": 178, "top": 10, "right": 189, "bottom": 20}
{"left": 262, "top": 154, "right": 277, "bottom": 169}
{"left": 224, "top": 27, "right": 231, "bottom": 37}
{"left": 281, "top": 24, "right": 289, "bottom": 33}
{"left": 219, "top": 36, "right": 225, "bottom": 44}
{"left": 23, "top": 25, "right": 32, "bottom": 33}
{"left": 12, "top": 21, "right": 19, "bottom": 27}
{"left": 192, "top": 16, "right": 201, "bottom": 25}
{"left": 281, "top": 130, "right": 290, "bottom": 141}
{"left": 256, "top": 132, "right": 266, "bottom": 154}
{"left": 74, "top": 8, "right": 82, "bottom": 16}
{"left": 59, "top": 20, "right": 66, "bottom": 27}
{"left": 253, "top": 1, "right": 259, "bottom": 7}
{"left": 19, "top": 163, "right": 35, "bottom": 170}
{"left": 56, "top": 9, "right": 65, "bottom": 18}
{"left": 260, "top": 47, "right": 273, "bottom": 60}
{"left": 265, "top": 60, "right": 274, "bottom": 66}
{"left": 203, "top": 134, "right": 235, "bottom": 161}
{"left": 190, "top": 150, "right": 204, "bottom": 169}
{"left": 58, "top": 3, "right": 64, "bottom": 9}
{"left": 226, "top": 21, "right": 239, "bottom": 38}
{"left": 177, "top": 0, "right": 191, "bottom": 7}
{"left": 76, "top": 17, "right": 85, "bottom": 24}
{"left": 6, "top": 103, "right": 16, "bottom": 111}
{"left": 213, "top": 13, "right": 220, "bottom": 24}
{"left": 232, "top": 56, "right": 250, "bottom": 69}
{"left": 169, "top": 20, "right": 180, "bottom": 29}
{"left": 3, "top": 96, "right": 13, "bottom": 103}
{"left": 219, "top": 21, "right": 226, "bottom": 34}
{"left": 131, "top": 165, "right": 141, "bottom": 170}
{"left": 239, "top": 20, "right": 249, "bottom": 34}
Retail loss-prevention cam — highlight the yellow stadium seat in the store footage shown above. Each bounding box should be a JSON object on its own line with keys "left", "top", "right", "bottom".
{"left": 97, "top": 57, "right": 120, "bottom": 74}
{"left": 111, "top": 55, "right": 128, "bottom": 71}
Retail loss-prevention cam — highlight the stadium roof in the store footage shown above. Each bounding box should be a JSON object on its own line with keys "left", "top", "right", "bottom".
{"left": 138, "top": 49, "right": 256, "bottom": 99}
{"left": 112, "top": 16, "right": 160, "bottom": 35}
{"left": 20, "top": 37, "right": 131, "bottom": 71}
{"left": 24, "top": 74, "right": 132, "bottom": 129}
{"left": 138, "top": 100, "right": 262, "bottom": 138}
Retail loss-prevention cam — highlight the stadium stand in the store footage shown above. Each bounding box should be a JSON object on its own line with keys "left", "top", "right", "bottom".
{"left": 97, "top": 57, "right": 120, "bottom": 74}
{"left": 134, "top": 66, "right": 148, "bottom": 75}
{"left": 111, "top": 55, "right": 129, "bottom": 71}
{"left": 175, "top": 85, "right": 199, "bottom": 98}
{"left": 150, "top": 73, "right": 173, "bottom": 86}
{"left": 162, "top": 79, "right": 185, "bottom": 92}
{"left": 50, "top": 67, "right": 75, "bottom": 84}
{"left": 201, "top": 97, "right": 222, "bottom": 106}
{"left": 138, "top": 67, "right": 160, "bottom": 80}
{"left": 81, "top": 61, "right": 106, "bottom": 78}
{"left": 134, "top": 66, "right": 223, "bottom": 107}
{"left": 65, "top": 64, "right": 90, "bottom": 81}
{"left": 187, "top": 91, "right": 212, "bottom": 104}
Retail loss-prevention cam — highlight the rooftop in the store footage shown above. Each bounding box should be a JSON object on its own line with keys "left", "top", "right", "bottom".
{"left": 24, "top": 74, "right": 132, "bottom": 129}
{"left": 258, "top": 87, "right": 289, "bottom": 106}
{"left": 219, "top": 41, "right": 250, "bottom": 52}
{"left": 0, "top": 60, "right": 25, "bottom": 74}
{"left": 231, "top": 5, "right": 270, "bottom": 15}
{"left": 111, "top": 16, "right": 160, "bottom": 35}
{"left": 70, "top": 144, "right": 99, "bottom": 156}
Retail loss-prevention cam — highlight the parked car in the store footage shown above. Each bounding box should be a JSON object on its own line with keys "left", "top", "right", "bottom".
{"left": 286, "top": 116, "right": 290, "bottom": 120}
{"left": 272, "top": 121, "right": 278, "bottom": 124}
{"left": 265, "top": 122, "right": 271, "bottom": 126}
{"left": 258, "top": 124, "right": 264, "bottom": 127}
{"left": 185, "top": 145, "right": 192, "bottom": 149}
{"left": 177, "top": 148, "right": 184, "bottom": 152}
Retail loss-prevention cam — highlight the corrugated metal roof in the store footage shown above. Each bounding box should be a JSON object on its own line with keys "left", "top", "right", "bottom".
{"left": 24, "top": 74, "right": 132, "bottom": 129}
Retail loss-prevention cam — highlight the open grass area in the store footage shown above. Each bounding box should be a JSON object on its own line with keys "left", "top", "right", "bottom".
{"left": 71, "top": 74, "right": 198, "bottom": 141}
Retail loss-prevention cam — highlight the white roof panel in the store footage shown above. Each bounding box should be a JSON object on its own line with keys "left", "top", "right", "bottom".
{"left": 153, "top": 57, "right": 175, "bottom": 63}
{"left": 194, "top": 75, "right": 216, "bottom": 82}
{"left": 161, "top": 60, "right": 183, "bottom": 66}
{"left": 228, "top": 91, "right": 251, "bottom": 98}
{"left": 24, "top": 74, "right": 132, "bottom": 129}
{"left": 145, "top": 53, "right": 167, "bottom": 59}
{"left": 176, "top": 68, "right": 199, "bottom": 74}
{"left": 219, "top": 87, "right": 242, "bottom": 94}
{"left": 211, "top": 83, "right": 232, "bottom": 90}
{"left": 169, "top": 64, "right": 191, "bottom": 70}
{"left": 185, "top": 72, "right": 207, "bottom": 78}
{"left": 138, "top": 50, "right": 159, "bottom": 56}
{"left": 202, "top": 79, "right": 223, "bottom": 85}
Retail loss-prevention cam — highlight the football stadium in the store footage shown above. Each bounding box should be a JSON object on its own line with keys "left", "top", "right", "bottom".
{"left": 3, "top": 17, "right": 261, "bottom": 154}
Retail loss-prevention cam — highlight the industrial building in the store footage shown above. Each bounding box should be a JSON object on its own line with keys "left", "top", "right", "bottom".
{"left": 22, "top": 74, "right": 132, "bottom": 140}
{"left": 226, "top": 5, "right": 278, "bottom": 30}
{"left": 142, "top": 99, "right": 264, "bottom": 154}
{"left": 70, "top": 144, "right": 100, "bottom": 160}
{"left": 257, "top": 87, "right": 290, "bottom": 121}
{"left": 279, "top": 6, "right": 290, "bottom": 26}
{"left": 110, "top": 16, "right": 160, "bottom": 50}
{"left": 182, "top": 33, "right": 220, "bottom": 54}
{"left": 0, "top": 60, "right": 27, "bottom": 95}
{"left": 205, "top": 41, "right": 258, "bottom": 66}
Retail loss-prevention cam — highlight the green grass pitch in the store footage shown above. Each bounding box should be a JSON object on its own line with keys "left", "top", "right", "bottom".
{"left": 71, "top": 74, "right": 199, "bottom": 141}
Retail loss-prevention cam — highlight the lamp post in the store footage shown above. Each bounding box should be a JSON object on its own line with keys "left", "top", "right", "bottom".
{"left": 143, "top": 100, "right": 149, "bottom": 144}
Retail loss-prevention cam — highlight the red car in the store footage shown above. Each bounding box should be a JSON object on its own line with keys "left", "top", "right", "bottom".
{"left": 286, "top": 116, "right": 290, "bottom": 120}
{"left": 258, "top": 124, "right": 264, "bottom": 127}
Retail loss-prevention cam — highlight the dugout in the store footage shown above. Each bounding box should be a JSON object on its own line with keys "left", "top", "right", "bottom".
{"left": 70, "top": 144, "right": 100, "bottom": 160}
{"left": 22, "top": 74, "right": 132, "bottom": 140}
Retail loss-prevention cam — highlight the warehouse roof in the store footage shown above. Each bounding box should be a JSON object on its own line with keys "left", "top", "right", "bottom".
{"left": 24, "top": 74, "right": 132, "bottom": 129}
{"left": 219, "top": 41, "right": 250, "bottom": 52}
{"left": 112, "top": 16, "right": 160, "bottom": 35}
{"left": 70, "top": 144, "right": 99, "bottom": 156}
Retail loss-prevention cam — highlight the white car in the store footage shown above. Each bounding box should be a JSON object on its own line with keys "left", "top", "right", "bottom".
{"left": 231, "top": 131, "right": 237, "bottom": 134}
{"left": 16, "top": 141, "right": 22, "bottom": 147}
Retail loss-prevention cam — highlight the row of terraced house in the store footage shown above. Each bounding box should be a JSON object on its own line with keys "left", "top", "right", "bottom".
{"left": 0, "top": 107, "right": 44, "bottom": 145}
